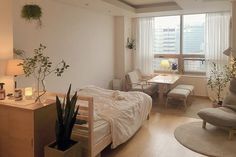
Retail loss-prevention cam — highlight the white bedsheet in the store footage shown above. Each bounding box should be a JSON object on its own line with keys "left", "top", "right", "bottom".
{"left": 73, "top": 119, "right": 110, "bottom": 144}
{"left": 78, "top": 86, "right": 152, "bottom": 148}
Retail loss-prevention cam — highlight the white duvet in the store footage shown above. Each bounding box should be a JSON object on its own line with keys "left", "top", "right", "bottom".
{"left": 78, "top": 86, "right": 152, "bottom": 148}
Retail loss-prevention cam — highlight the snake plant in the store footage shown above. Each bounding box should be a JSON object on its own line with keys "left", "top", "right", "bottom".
{"left": 55, "top": 85, "right": 85, "bottom": 151}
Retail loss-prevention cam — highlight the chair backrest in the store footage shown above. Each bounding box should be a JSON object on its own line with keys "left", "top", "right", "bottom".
{"left": 230, "top": 78, "right": 236, "bottom": 94}
{"left": 126, "top": 70, "right": 143, "bottom": 90}
{"left": 128, "top": 71, "right": 140, "bottom": 84}
{"left": 135, "top": 69, "right": 143, "bottom": 79}
{"left": 223, "top": 79, "right": 236, "bottom": 111}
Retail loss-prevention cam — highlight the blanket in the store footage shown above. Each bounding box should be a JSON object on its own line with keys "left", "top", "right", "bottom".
{"left": 78, "top": 86, "right": 152, "bottom": 148}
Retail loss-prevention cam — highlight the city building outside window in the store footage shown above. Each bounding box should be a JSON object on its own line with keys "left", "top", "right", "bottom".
{"left": 153, "top": 14, "right": 206, "bottom": 75}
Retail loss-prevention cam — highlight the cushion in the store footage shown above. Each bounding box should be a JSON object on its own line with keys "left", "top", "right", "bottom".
{"left": 135, "top": 69, "right": 142, "bottom": 79}
{"left": 168, "top": 88, "right": 190, "bottom": 99}
{"left": 223, "top": 92, "right": 236, "bottom": 112}
{"left": 175, "top": 84, "right": 194, "bottom": 92}
{"left": 198, "top": 107, "right": 236, "bottom": 128}
{"left": 128, "top": 71, "right": 140, "bottom": 84}
{"left": 230, "top": 78, "right": 236, "bottom": 94}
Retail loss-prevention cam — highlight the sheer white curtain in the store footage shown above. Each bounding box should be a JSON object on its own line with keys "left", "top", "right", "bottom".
{"left": 205, "top": 12, "right": 230, "bottom": 100}
{"left": 205, "top": 12, "right": 230, "bottom": 75}
{"left": 135, "top": 17, "right": 155, "bottom": 75}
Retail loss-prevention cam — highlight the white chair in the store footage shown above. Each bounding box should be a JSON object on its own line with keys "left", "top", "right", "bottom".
{"left": 125, "top": 69, "right": 158, "bottom": 96}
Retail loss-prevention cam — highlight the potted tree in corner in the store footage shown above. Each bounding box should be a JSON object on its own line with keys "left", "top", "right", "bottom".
{"left": 207, "top": 62, "right": 231, "bottom": 107}
{"left": 45, "top": 85, "right": 86, "bottom": 157}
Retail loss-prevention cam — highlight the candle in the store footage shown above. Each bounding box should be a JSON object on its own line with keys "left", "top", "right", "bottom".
{"left": 25, "top": 87, "right": 33, "bottom": 100}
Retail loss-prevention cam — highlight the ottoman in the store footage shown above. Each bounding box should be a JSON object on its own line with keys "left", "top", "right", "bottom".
{"left": 166, "top": 88, "right": 191, "bottom": 109}
{"left": 175, "top": 84, "right": 194, "bottom": 95}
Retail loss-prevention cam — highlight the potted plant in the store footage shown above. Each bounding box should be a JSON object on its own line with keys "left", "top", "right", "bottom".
{"left": 45, "top": 85, "right": 86, "bottom": 157}
{"left": 21, "top": 4, "right": 43, "bottom": 27}
{"left": 126, "top": 37, "right": 135, "bottom": 50}
{"left": 15, "top": 44, "right": 69, "bottom": 103}
{"left": 207, "top": 62, "right": 231, "bottom": 106}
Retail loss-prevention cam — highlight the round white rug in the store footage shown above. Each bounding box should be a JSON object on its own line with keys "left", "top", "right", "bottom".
{"left": 174, "top": 121, "right": 236, "bottom": 157}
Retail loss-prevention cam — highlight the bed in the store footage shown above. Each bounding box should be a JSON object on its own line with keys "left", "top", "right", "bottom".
{"left": 55, "top": 86, "right": 152, "bottom": 157}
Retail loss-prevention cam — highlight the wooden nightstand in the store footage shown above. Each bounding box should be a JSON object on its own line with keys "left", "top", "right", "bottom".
{"left": 0, "top": 99, "right": 56, "bottom": 157}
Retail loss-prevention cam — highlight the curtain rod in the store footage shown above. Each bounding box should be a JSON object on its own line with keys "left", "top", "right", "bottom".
{"left": 135, "top": 10, "right": 230, "bottom": 19}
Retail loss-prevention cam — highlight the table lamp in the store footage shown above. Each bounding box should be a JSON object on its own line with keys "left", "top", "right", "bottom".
{"left": 160, "top": 59, "right": 170, "bottom": 69}
{"left": 6, "top": 59, "right": 24, "bottom": 89}
{"left": 223, "top": 47, "right": 231, "bottom": 56}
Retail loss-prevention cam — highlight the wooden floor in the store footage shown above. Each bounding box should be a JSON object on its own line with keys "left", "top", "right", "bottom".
{"left": 102, "top": 97, "right": 211, "bottom": 157}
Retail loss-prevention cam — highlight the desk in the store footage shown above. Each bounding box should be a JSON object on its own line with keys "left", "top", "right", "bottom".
{"left": 148, "top": 74, "right": 180, "bottom": 103}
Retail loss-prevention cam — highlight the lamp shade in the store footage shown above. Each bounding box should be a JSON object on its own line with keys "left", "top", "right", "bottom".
{"left": 223, "top": 47, "right": 232, "bottom": 56}
{"left": 6, "top": 59, "right": 24, "bottom": 76}
{"left": 160, "top": 59, "right": 170, "bottom": 69}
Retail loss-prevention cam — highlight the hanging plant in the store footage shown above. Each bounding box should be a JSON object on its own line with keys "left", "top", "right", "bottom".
{"left": 21, "top": 4, "right": 42, "bottom": 26}
{"left": 126, "top": 38, "right": 135, "bottom": 50}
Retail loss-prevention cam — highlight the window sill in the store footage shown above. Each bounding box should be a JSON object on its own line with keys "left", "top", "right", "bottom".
{"left": 181, "top": 74, "right": 207, "bottom": 79}
{"left": 154, "top": 72, "right": 207, "bottom": 79}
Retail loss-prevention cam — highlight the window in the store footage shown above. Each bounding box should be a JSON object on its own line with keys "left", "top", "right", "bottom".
{"left": 154, "top": 16, "right": 180, "bottom": 54}
{"left": 153, "top": 14, "right": 206, "bottom": 75}
{"left": 183, "top": 14, "right": 205, "bottom": 54}
{"left": 184, "top": 59, "right": 206, "bottom": 73}
{"left": 183, "top": 14, "right": 206, "bottom": 74}
{"left": 153, "top": 58, "right": 178, "bottom": 72}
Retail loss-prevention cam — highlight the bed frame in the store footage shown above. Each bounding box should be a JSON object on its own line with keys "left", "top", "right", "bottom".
{"left": 72, "top": 96, "right": 112, "bottom": 157}
{"left": 49, "top": 92, "right": 150, "bottom": 157}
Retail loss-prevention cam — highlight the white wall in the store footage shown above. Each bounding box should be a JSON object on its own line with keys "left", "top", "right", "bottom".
{"left": 0, "top": 0, "right": 14, "bottom": 93}
{"left": 124, "top": 17, "right": 134, "bottom": 73}
{"left": 114, "top": 16, "right": 125, "bottom": 79}
{"left": 114, "top": 16, "right": 133, "bottom": 90}
{"left": 177, "top": 75, "right": 208, "bottom": 97}
{"left": 13, "top": 0, "right": 114, "bottom": 92}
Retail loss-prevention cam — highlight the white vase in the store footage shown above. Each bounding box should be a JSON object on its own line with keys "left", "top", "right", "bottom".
{"left": 34, "top": 79, "right": 46, "bottom": 103}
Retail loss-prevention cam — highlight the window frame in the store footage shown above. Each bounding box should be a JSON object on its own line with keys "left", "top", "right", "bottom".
{"left": 153, "top": 14, "right": 206, "bottom": 75}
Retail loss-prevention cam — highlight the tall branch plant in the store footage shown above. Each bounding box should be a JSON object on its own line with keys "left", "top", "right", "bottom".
{"left": 207, "top": 61, "right": 235, "bottom": 104}
{"left": 16, "top": 44, "right": 69, "bottom": 102}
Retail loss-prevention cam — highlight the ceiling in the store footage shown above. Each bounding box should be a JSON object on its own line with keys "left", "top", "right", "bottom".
{"left": 54, "top": 0, "right": 231, "bottom": 17}
{"left": 120, "top": 0, "right": 174, "bottom": 6}
{"left": 104, "top": 0, "right": 231, "bottom": 15}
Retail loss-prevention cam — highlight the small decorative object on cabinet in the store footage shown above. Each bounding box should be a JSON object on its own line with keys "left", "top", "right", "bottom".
{"left": 14, "top": 89, "right": 23, "bottom": 101}
{"left": 25, "top": 87, "right": 33, "bottom": 100}
{"left": 0, "top": 83, "right": 5, "bottom": 100}
{"left": 15, "top": 44, "right": 69, "bottom": 103}
{"left": 45, "top": 85, "right": 85, "bottom": 157}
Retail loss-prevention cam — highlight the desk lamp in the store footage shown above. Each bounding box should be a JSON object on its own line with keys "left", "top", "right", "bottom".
{"left": 6, "top": 59, "right": 24, "bottom": 100}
